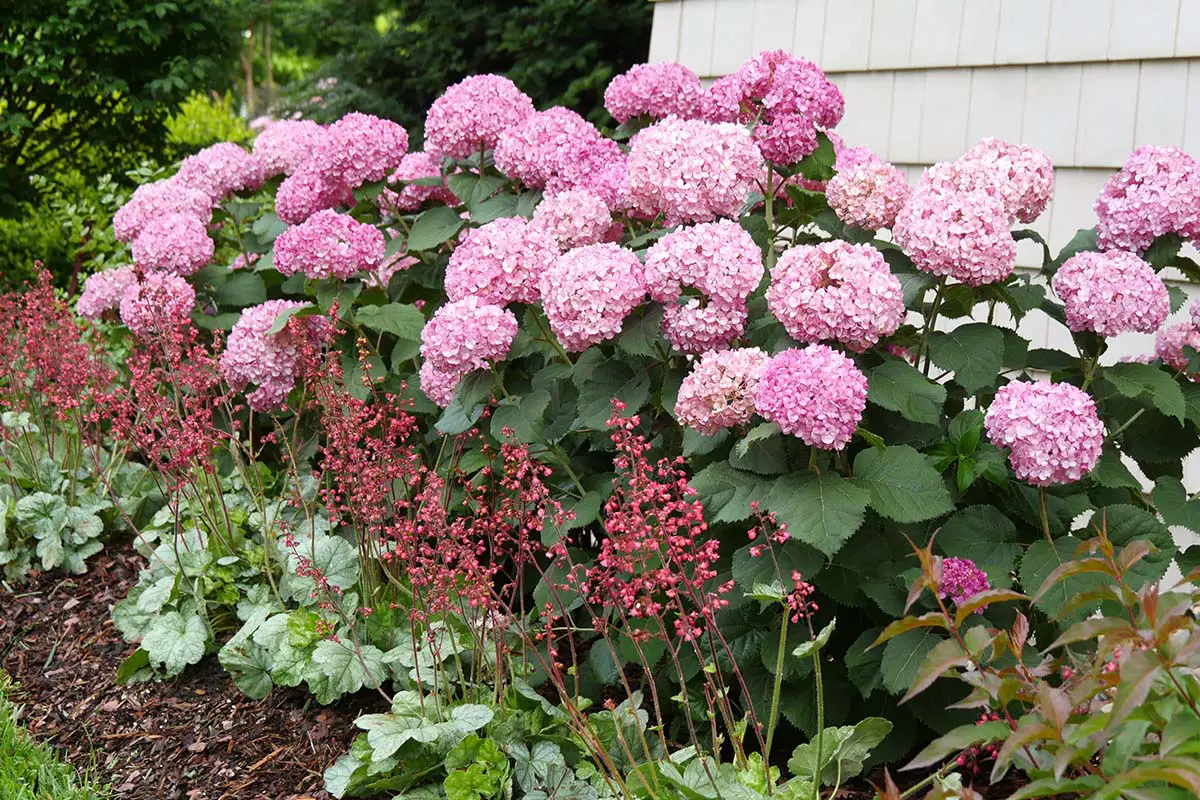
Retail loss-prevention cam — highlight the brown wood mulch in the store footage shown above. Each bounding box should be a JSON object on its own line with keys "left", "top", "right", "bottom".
{"left": 0, "top": 538, "right": 384, "bottom": 800}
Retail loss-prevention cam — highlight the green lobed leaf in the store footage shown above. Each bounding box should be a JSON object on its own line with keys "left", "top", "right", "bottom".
{"left": 763, "top": 472, "right": 869, "bottom": 557}
{"left": 866, "top": 360, "right": 947, "bottom": 425}
{"left": 852, "top": 445, "right": 953, "bottom": 523}
{"left": 1103, "top": 363, "right": 1185, "bottom": 422}
{"left": 926, "top": 323, "right": 1005, "bottom": 394}
{"left": 141, "top": 610, "right": 208, "bottom": 676}
{"left": 356, "top": 303, "right": 426, "bottom": 340}
{"left": 407, "top": 206, "right": 465, "bottom": 251}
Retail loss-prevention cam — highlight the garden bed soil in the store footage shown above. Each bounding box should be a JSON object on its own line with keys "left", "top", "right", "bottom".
{"left": 0, "top": 538, "right": 382, "bottom": 800}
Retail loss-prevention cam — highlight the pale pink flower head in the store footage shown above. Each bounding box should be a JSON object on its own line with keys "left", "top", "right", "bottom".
{"left": 939, "top": 557, "right": 991, "bottom": 608}
{"left": 131, "top": 213, "right": 215, "bottom": 276}
{"left": 493, "top": 106, "right": 623, "bottom": 200}
{"left": 661, "top": 300, "right": 749, "bottom": 354}
{"left": 893, "top": 185, "right": 1016, "bottom": 286}
{"left": 643, "top": 220, "right": 764, "bottom": 307}
{"left": 675, "top": 347, "right": 769, "bottom": 435}
{"left": 754, "top": 345, "right": 867, "bottom": 450}
{"left": 984, "top": 381, "right": 1104, "bottom": 486}
{"left": 175, "top": 142, "right": 265, "bottom": 202}
{"left": 252, "top": 119, "right": 329, "bottom": 176}
{"left": 1155, "top": 320, "right": 1200, "bottom": 372}
{"left": 118, "top": 272, "right": 196, "bottom": 335}
{"left": 1095, "top": 145, "right": 1200, "bottom": 253}
{"left": 604, "top": 62, "right": 704, "bottom": 124}
{"left": 959, "top": 138, "right": 1054, "bottom": 224}
{"left": 275, "top": 167, "right": 352, "bottom": 225}
{"left": 377, "top": 152, "right": 456, "bottom": 215}
{"left": 311, "top": 111, "right": 409, "bottom": 187}
{"left": 221, "top": 300, "right": 331, "bottom": 412}
{"left": 531, "top": 189, "right": 613, "bottom": 250}
{"left": 77, "top": 266, "right": 138, "bottom": 319}
{"left": 539, "top": 243, "right": 647, "bottom": 352}
{"left": 419, "top": 295, "right": 517, "bottom": 376}
{"left": 424, "top": 74, "right": 535, "bottom": 160}
{"left": 273, "top": 209, "right": 385, "bottom": 280}
{"left": 229, "top": 253, "right": 259, "bottom": 271}
{"left": 826, "top": 147, "right": 911, "bottom": 230}
{"left": 113, "top": 179, "right": 213, "bottom": 242}
{"left": 766, "top": 241, "right": 904, "bottom": 351}
{"left": 418, "top": 360, "right": 461, "bottom": 407}
{"left": 625, "top": 117, "right": 763, "bottom": 226}
{"left": 1051, "top": 250, "right": 1169, "bottom": 336}
{"left": 444, "top": 217, "right": 559, "bottom": 305}
{"left": 752, "top": 112, "right": 819, "bottom": 165}
{"left": 700, "top": 50, "right": 843, "bottom": 133}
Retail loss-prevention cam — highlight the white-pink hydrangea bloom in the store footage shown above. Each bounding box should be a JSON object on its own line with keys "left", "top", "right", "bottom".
{"left": 766, "top": 241, "right": 904, "bottom": 351}
{"left": 661, "top": 300, "right": 749, "bottom": 354}
{"left": 754, "top": 345, "right": 867, "bottom": 450}
{"left": 1095, "top": 145, "right": 1200, "bottom": 253}
{"left": 700, "top": 50, "right": 843, "bottom": 133}
{"left": 418, "top": 360, "right": 461, "bottom": 407}
{"left": 539, "top": 243, "right": 646, "bottom": 352}
{"left": 643, "top": 220, "right": 764, "bottom": 307}
{"left": 378, "top": 152, "right": 456, "bottom": 215}
{"left": 604, "top": 62, "right": 704, "bottom": 124}
{"left": 1155, "top": 321, "right": 1200, "bottom": 372}
{"left": 174, "top": 142, "right": 265, "bottom": 202}
{"left": 625, "top": 117, "right": 763, "bottom": 226}
{"left": 310, "top": 112, "right": 409, "bottom": 187}
{"left": 419, "top": 295, "right": 517, "bottom": 376}
{"left": 493, "top": 107, "right": 625, "bottom": 203}
{"left": 1051, "top": 250, "right": 1169, "bottom": 336}
{"left": 752, "top": 112, "right": 819, "bottom": 165}
{"left": 893, "top": 185, "right": 1016, "bottom": 286}
{"left": 273, "top": 209, "right": 385, "bottom": 280}
{"left": 113, "top": 180, "right": 213, "bottom": 242}
{"left": 131, "top": 213, "right": 215, "bottom": 275}
{"left": 959, "top": 138, "right": 1054, "bottom": 224}
{"left": 77, "top": 266, "right": 138, "bottom": 319}
{"left": 275, "top": 167, "right": 352, "bottom": 225}
{"left": 424, "top": 74, "right": 535, "bottom": 160}
{"left": 675, "top": 347, "right": 769, "bottom": 435}
{"left": 531, "top": 189, "right": 613, "bottom": 250}
{"left": 221, "top": 300, "right": 330, "bottom": 412}
{"left": 118, "top": 272, "right": 196, "bottom": 335}
{"left": 444, "top": 217, "right": 559, "bottom": 305}
{"left": 252, "top": 119, "right": 329, "bottom": 176}
{"left": 984, "top": 381, "right": 1104, "bottom": 486}
{"left": 826, "top": 147, "right": 911, "bottom": 230}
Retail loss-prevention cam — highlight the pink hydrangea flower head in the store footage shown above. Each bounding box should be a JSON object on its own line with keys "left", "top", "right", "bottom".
{"left": 984, "top": 381, "right": 1104, "bottom": 486}
{"left": 229, "top": 253, "right": 259, "bottom": 271}
{"left": 252, "top": 119, "right": 329, "bottom": 176}
{"left": 418, "top": 360, "right": 461, "bottom": 407}
{"left": 444, "top": 217, "right": 559, "bottom": 305}
{"left": 675, "top": 347, "right": 769, "bottom": 435}
{"left": 760, "top": 56, "right": 844, "bottom": 130}
{"left": 539, "top": 243, "right": 647, "bottom": 351}
{"left": 312, "top": 111, "right": 409, "bottom": 187}
{"left": 893, "top": 185, "right": 1017, "bottom": 286}
{"left": 959, "top": 137, "right": 1055, "bottom": 224}
{"left": 113, "top": 179, "right": 213, "bottom": 242}
{"left": 754, "top": 345, "right": 867, "bottom": 450}
{"left": 1155, "top": 321, "right": 1200, "bottom": 372}
{"left": 1190, "top": 300, "right": 1200, "bottom": 329}
{"left": 604, "top": 62, "right": 704, "bottom": 124}
{"left": 118, "top": 272, "right": 196, "bottom": 335}
{"left": 1051, "top": 250, "right": 1169, "bottom": 336}
{"left": 221, "top": 300, "right": 331, "bottom": 412}
{"left": 939, "top": 557, "right": 991, "bottom": 607}
{"left": 826, "top": 147, "right": 911, "bottom": 230}
{"left": 174, "top": 142, "right": 265, "bottom": 202}
{"left": 766, "top": 241, "right": 905, "bottom": 351}
{"left": 424, "top": 74, "right": 536, "bottom": 160}
{"left": 643, "top": 220, "right": 764, "bottom": 307}
{"left": 377, "top": 151, "right": 456, "bottom": 215}
{"left": 531, "top": 189, "right": 613, "bottom": 250}
{"left": 1095, "top": 145, "right": 1200, "bottom": 253}
{"left": 752, "top": 112, "right": 819, "bottom": 165}
{"left": 661, "top": 299, "right": 749, "bottom": 354}
{"left": 544, "top": 135, "right": 626, "bottom": 200}
{"left": 494, "top": 107, "right": 613, "bottom": 192}
{"left": 367, "top": 253, "right": 418, "bottom": 289}
{"left": 625, "top": 117, "right": 763, "bottom": 226}
{"left": 577, "top": 152, "right": 630, "bottom": 209}
{"left": 275, "top": 167, "right": 352, "bottom": 225}
{"left": 131, "top": 213, "right": 215, "bottom": 276}
{"left": 419, "top": 295, "right": 517, "bottom": 375}
{"left": 697, "top": 74, "right": 747, "bottom": 123}
{"left": 699, "top": 51, "right": 843, "bottom": 133}
{"left": 77, "top": 266, "right": 138, "bottom": 319}
{"left": 273, "top": 209, "right": 385, "bottom": 280}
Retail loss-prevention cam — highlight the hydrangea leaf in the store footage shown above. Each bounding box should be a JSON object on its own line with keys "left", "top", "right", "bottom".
{"left": 690, "top": 463, "right": 772, "bottom": 524}
{"left": 880, "top": 628, "right": 941, "bottom": 695}
{"left": 1019, "top": 537, "right": 1107, "bottom": 624}
{"left": 356, "top": 302, "right": 426, "bottom": 341}
{"left": 926, "top": 323, "right": 1005, "bottom": 395}
{"left": 1100, "top": 504, "right": 1176, "bottom": 589}
{"left": 853, "top": 445, "right": 953, "bottom": 523}
{"left": 763, "top": 472, "right": 869, "bottom": 557}
{"left": 867, "top": 360, "right": 947, "bottom": 426}
{"left": 1102, "top": 362, "right": 1185, "bottom": 422}
{"left": 935, "top": 506, "right": 1020, "bottom": 589}
{"left": 407, "top": 206, "right": 465, "bottom": 251}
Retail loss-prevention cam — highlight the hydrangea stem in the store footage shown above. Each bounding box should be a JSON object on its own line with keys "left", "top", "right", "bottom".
{"left": 810, "top": 650, "right": 825, "bottom": 800}
{"left": 1038, "top": 487, "right": 1052, "bottom": 543}
{"left": 764, "top": 613, "right": 790, "bottom": 778}
{"left": 920, "top": 277, "right": 948, "bottom": 377}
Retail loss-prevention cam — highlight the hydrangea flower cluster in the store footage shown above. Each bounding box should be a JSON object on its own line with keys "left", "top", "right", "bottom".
{"left": 984, "top": 381, "right": 1104, "bottom": 486}
{"left": 1155, "top": 319, "right": 1200, "bottom": 372}
{"left": 604, "top": 62, "right": 704, "bottom": 124}
{"left": 754, "top": 345, "right": 867, "bottom": 450}
{"left": 766, "top": 241, "right": 904, "bottom": 351}
{"left": 221, "top": 300, "right": 330, "bottom": 411}
{"left": 531, "top": 189, "right": 613, "bottom": 250}
{"left": 493, "top": 107, "right": 626, "bottom": 204}
{"left": 939, "top": 557, "right": 991, "bottom": 608}
{"left": 625, "top": 118, "right": 762, "bottom": 226}
{"left": 1051, "top": 250, "right": 1169, "bottom": 336}
{"left": 539, "top": 244, "right": 646, "bottom": 352}
{"left": 674, "top": 348, "right": 769, "bottom": 435}
{"left": 444, "top": 217, "right": 559, "bottom": 305}
{"left": 825, "top": 146, "right": 910, "bottom": 230}
{"left": 1095, "top": 145, "right": 1200, "bottom": 253}
{"left": 893, "top": 184, "right": 1016, "bottom": 286}
{"left": 175, "top": 142, "right": 265, "bottom": 202}
{"left": 130, "top": 213, "right": 216, "bottom": 276}
{"left": 113, "top": 180, "right": 213, "bottom": 243}
{"left": 424, "top": 74, "right": 535, "bottom": 160}
{"left": 958, "top": 138, "right": 1055, "bottom": 224}
{"left": 377, "top": 151, "right": 456, "bottom": 215}
{"left": 77, "top": 266, "right": 138, "bottom": 319}
{"left": 118, "top": 272, "right": 196, "bottom": 335}
{"left": 252, "top": 119, "right": 329, "bottom": 176}
{"left": 419, "top": 296, "right": 518, "bottom": 405}
{"left": 275, "top": 168, "right": 352, "bottom": 225}
{"left": 273, "top": 209, "right": 385, "bottom": 280}
{"left": 661, "top": 301, "right": 750, "bottom": 354}
{"left": 310, "top": 112, "right": 409, "bottom": 187}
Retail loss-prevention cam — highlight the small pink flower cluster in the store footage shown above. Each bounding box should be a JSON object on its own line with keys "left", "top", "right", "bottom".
{"left": 1051, "top": 250, "right": 1169, "bottom": 336}
{"left": 221, "top": 300, "right": 330, "bottom": 411}
{"left": 252, "top": 119, "right": 329, "bottom": 176}
{"left": 77, "top": 266, "right": 138, "bottom": 319}
{"left": 444, "top": 217, "right": 560, "bottom": 305}
{"left": 1155, "top": 309, "right": 1200, "bottom": 372}
{"left": 921, "top": 139, "right": 1054, "bottom": 225}
{"left": 984, "top": 381, "right": 1104, "bottom": 486}
{"left": 275, "top": 167, "right": 353, "bottom": 225}
{"left": 674, "top": 347, "right": 769, "bottom": 435}
{"left": 1095, "top": 145, "right": 1200, "bottom": 253}
{"left": 273, "top": 209, "right": 386, "bottom": 280}
{"left": 625, "top": 117, "right": 763, "bottom": 226}
{"left": 755, "top": 345, "right": 867, "bottom": 450}
{"left": 643, "top": 220, "right": 764, "bottom": 353}
{"left": 419, "top": 296, "right": 518, "bottom": 405}
{"left": 130, "top": 213, "right": 216, "bottom": 276}
{"left": 766, "top": 241, "right": 904, "bottom": 351}
{"left": 604, "top": 62, "right": 704, "bottom": 124}
{"left": 425, "top": 74, "right": 536, "bottom": 160}
{"left": 539, "top": 244, "right": 647, "bottom": 352}
{"left": 175, "top": 142, "right": 266, "bottom": 202}
{"left": 118, "top": 272, "right": 196, "bottom": 335}
{"left": 825, "top": 146, "right": 911, "bottom": 230}
{"left": 377, "top": 152, "right": 456, "bottom": 215}
{"left": 893, "top": 184, "right": 1016, "bottom": 286}
{"left": 939, "top": 557, "right": 991, "bottom": 608}
{"left": 531, "top": 189, "right": 613, "bottom": 250}
{"left": 113, "top": 180, "right": 213, "bottom": 243}
{"left": 310, "top": 111, "right": 409, "bottom": 187}
{"left": 493, "top": 107, "right": 626, "bottom": 204}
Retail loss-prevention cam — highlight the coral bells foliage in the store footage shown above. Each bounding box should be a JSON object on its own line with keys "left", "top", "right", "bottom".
{"left": 113, "top": 179, "right": 212, "bottom": 243}
{"left": 938, "top": 557, "right": 991, "bottom": 608}
{"left": 77, "top": 266, "right": 137, "bottom": 319}
{"left": 755, "top": 345, "right": 867, "bottom": 450}
{"left": 531, "top": 189, "right": 613, "bottom": 250}
{"left": 539, "top": 243, "right": 647, "bottom": 352}
{"left": 674, "top": 347, "right": 769, "bottom": 435}
{"left": 378, "top": 152, "right": 456, "bottom": 215}
{"left": 424, "top": 74, "right": 535, "bottom": 160}
{"left": 893, "top": 183, "right": 1016, "bottom": 286}
{"left": 825, "top": 146, "right": 910, "bottom": 230}
{"left": 603, "top": 62, "right": 704, "bottom": 124}
{"left": 1095, "top": 145, "right": 1200, "bottom": 253}
{"left": 444, "top": 217, "right": 559, "bottom": 305}
{"left": 118, "top": 272, "right": 196, "bottom": 335}
{"left": 252, "top": 119, "right": 329, "bottom": 177}
{"left": 130, "top": 213, "right": 215, "bottom": 276}
{"left": 419, "top": 296, "right": 517, "bottom": 405}
{"left": 984, "top": 381, "right": 1104, "bottom": 486}
{"left": 766, "top": 241, "right": 904, "bottom": 351}
{"left": 1052, "top": 250, "right": 1169, "bottom": 336}
{"left": 220, "top": 300, "right": 331, "bottom": 411}
{"left": 272, "top": 209, "right": 386, "bottom": 280}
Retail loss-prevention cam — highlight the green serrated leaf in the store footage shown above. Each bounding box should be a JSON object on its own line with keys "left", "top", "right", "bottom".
{"left": 1103, "top": 363, "right": 1185, "bottom": 422}
{"left": 866, "top": 360, "right": 946, "bottom": 425}
{"left": 926, "top": 324, "right": 1005, "bottom": 395}
{"left": 356, "top": 303, "right": 426, "bottom": 340}
{"left": 408, "top": 206, "right": 465, "bottom": 251}
{"left": 141, "top": 611, "right": 208, "bottom": 676}
{"left": 763, "top": 472, "right": 869, "bottom": 557}
{"left": 853, "top": 446, "right": 953, "bottom": 523}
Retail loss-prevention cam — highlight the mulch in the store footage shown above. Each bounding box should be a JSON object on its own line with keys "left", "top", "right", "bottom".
{"left": 0, "top": 537, "right": 383, "bottom": 800}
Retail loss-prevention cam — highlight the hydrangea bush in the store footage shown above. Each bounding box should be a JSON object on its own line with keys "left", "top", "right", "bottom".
{"left": 75, "top": 48, "right": 1200, "bottom": 797}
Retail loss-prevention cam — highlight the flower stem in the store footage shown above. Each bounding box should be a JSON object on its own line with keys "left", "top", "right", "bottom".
{"left": 765, "top": 168, "right": 777, "bottom": 270}
{"left": 1038, "top": 487, "right": 1052, "bottom": 543}
{"left": 920, "top": 277, "right": 948, "bottom": 377}
{"left": 810, "top": 650, "right": 825, "bottom": 800}
{"left": 764, "top": 613, "right": 790, "bottom": 781}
